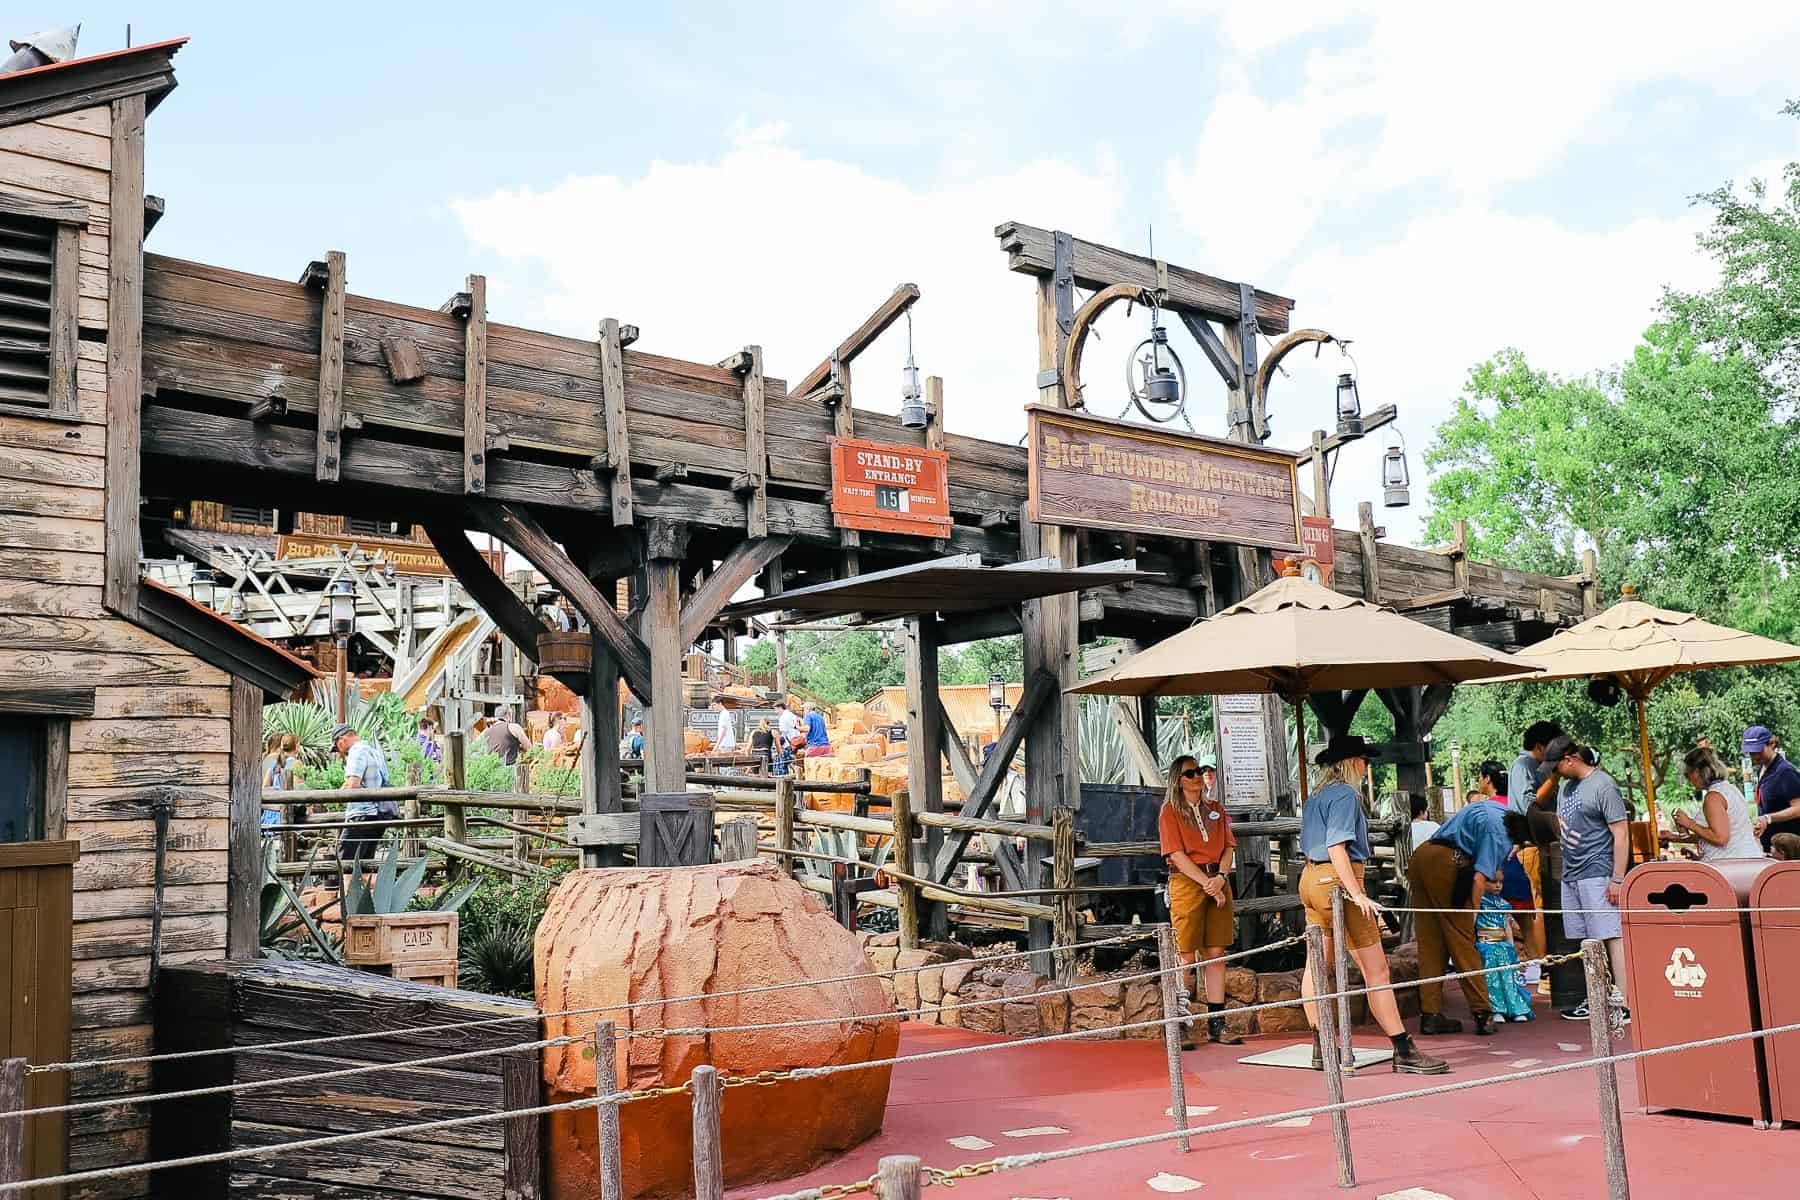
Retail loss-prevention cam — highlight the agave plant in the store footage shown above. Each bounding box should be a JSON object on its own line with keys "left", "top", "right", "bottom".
{"left": 458, "top": 918, "right": 537, "bottom": 998}
{"left": 797, "top": 827, "right": 892, "bottom": 880}
{"left": 260, "top": 843, "right": 345, "bottom": 963}
{"left": 1077, "top": 697, "right": 1130, "bottom": 784}
{"left": 343, "top": 839, "right": 480, "bottom": 916}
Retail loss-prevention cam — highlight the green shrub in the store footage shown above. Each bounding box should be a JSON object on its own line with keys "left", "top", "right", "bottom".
{"left": 459, "top": 919, "right": 537, "bottom": 998}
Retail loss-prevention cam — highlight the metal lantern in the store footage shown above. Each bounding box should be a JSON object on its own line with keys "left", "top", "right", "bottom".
{"left": 228, "top": 593, "right": 246, "bottom": 621}
{"left": 328, "top": 577, "right": 357, "bottom": 639}
{"left": 188, "top": 568, "right": 217, "bottom": 612}
{"left": 988, "top": 671, "right": 1007, "bottom": 712}
{"left": 1381, "top": 437, "right": 1411, "bottom": 508}
{"left": 1335, "top": 371, "right": 1361, "bottom": 426}
{"left": 899, "top": 309, "right": 927, "bottom": 429}
{"left": 1127, "top": 320, "right": 1187, "bottom": 423}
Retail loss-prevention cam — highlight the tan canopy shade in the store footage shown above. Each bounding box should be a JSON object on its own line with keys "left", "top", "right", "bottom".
{"left": 1070, "top": 574, "right": 1541, "bottom": 701}
{"left": 1470, "top": 588, "right": 1800, "bottom": 857}
{"left": 1476, "top": 592, "right": 1800, "bottom": 691}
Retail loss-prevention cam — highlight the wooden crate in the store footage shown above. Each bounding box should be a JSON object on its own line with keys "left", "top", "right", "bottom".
{"left": 344, "top": 912, "right": 459, "bottom": 966}
{"left": 384, "top": 957, "right": 458, "bottom": 988}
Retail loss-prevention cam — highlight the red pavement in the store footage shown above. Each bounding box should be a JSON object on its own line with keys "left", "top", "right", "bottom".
{"left": 733, "top": 996, "right": 1800, "bottom": 1200}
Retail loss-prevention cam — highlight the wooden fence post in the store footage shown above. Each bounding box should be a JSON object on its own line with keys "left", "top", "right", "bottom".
{"left": 774, "top": 777, "right": 796, "bottom": 878}
{"left": 279, "top": 763, "right": 299, "bottom": 864}
{"left": 403, "top": 762, "right": 423, "bottom": 861}
{"left": 0, "top": 1057, "right": 24, "bottom": 1184}
{"left": 594, "top": 1022, "right": 623, "bottom": 1200}
{"left": 502, "top": 1050, "right": 544, "bottom": 1200}
{"left": 444, "top": 732, "right": 468, "bottom": 879}
{"left": 890, "top": 788, "right": 919, "bottom": 950}
{"left": 718, "top": 817, "right": 758, "bottom": 862}
{"left": 690, "top": 1064, "right": 723, "bottom": 1200}
{"left": 1052, "top": 805, "right": 1077, "bottom": 985}
{"left": 1330, "top": 886, "right": 1354, "bottom": 1070}
{"left": 1304, "top": 926, "right": 1356, "bottom": 1188}
{"left": 876, "top": 1155, "right": 922, "bottom": 1200}
{"left": 1583, "top": 939, "right": 1630, "bottom": 1200}
{"left": 1155, "top": 924, "right": 1192, "bottom": 1152}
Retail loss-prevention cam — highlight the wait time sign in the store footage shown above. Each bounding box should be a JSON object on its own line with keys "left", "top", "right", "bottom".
{"left": 1026, "top": 406, "right": 1302, "bottom": 551}
{"left": 829, "top": 436, "right": 953, "bottom": 537}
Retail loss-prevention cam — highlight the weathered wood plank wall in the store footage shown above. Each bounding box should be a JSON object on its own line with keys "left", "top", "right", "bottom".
{"left": 0, "top": 104, "right": 233, "bottom": 1199}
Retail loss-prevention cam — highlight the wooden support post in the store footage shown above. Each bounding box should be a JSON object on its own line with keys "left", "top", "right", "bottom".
{"left": 0, "top": 1057, "right": 24, "bottom": 1185}
{"left": 582, "top": 645, "right": 624, "bottom": 867}
{"left": 719, "top": 817, "right": 758, "bottom": 861}
{"left": 741, "top": 346, "right": 768, "bottom": 536}
{"left": 924, "top": 376, "right": 944, "bottom": 452}
{"left": 833, "top": 358, "right": 861, "bottom": 577}
{"left": 1581, "top": 548, "right": 1600, "bottom": 616}
{"left": 594, "top": 1022, "right": 623, "bottom": 1200}
{"left": 1305, "top": 925, "right": 1356, "bottom": 1188}
{"left": 402, "top": 763, "right": 423, "bottom": 861}
{"left": 1310, "top": 430, "right": 1330, "bottom": 522}
{"left": 104, "top": 94, "right": 147, "bottom": 619}
{"left": 1053, "top": 805, "right": 1077, "bottom": 985}
{"left": 876, "top": 1155, "right": 922, "bottom": 1200}
{"left": 460, "top": 273, "right": 489, "bottom": 494}
{"left": 1155, "top": 925, "right": 1192, "bottom": 1152}
{"left": 227, "top": 676, "right": 264, "bottom": 959}
{"left": 599, "top": 317, "right": 634, "bottom": 527}
{"left": 774, "top": 776, "right": 796, "bottom": 879}
{"left": 689, "top": 1064, "right": 723, "bottom": 1200}
{"left": 1330, "top": 886, "right": 1353, "bottom": 1071}
{"left": 501, "top": 1050, "right": 543, "bottom": 1200}
{"left": 642, "top": 522, "right": 688, "bottom": 794}
{"left": 891, "top": 786, "right": 919, "bottom": 950}
{"left": 903, "top": 615, "right": 946, "bottom": 939}
{"left": 444, "top": 732, "right": 468, "bottom": 880}
{"left": 314, "top": 250, "right": 347, "bottom": 483}
{"left": 1583, "top": 939, "right": 1631, "bottom": 1200}
{"left": 1357, "top": 502, "right": 1382, "bottom": 604}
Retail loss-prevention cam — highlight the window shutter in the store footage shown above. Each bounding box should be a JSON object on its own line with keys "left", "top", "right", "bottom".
{"left": 0, "top": 213, "right": 54, "bottom": 409}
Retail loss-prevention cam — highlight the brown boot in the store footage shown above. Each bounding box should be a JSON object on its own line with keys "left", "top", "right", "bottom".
{"left": 1390, "top": 1035, "right": 1450, "bottom": 1075}
{"left": 1208, "top": 1008, "right": 1243, "bottom": 1046}
{"left": 1418, "top": 1012, "right": 1463, "bottom": 1035}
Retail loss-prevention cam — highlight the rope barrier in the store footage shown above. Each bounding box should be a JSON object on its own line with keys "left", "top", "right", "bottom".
{"left": 623, "top": 935, "right": 1306, "bottom": 1039}
{"left": 28, "top": 928, "right": 1156, "bottom": 1076}
{"left": 752, "top": 1012, "right": 1800, "bottom": 1200}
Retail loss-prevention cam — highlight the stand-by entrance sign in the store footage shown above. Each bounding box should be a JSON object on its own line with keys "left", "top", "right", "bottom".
{"left": 829, "top": 436, "right": 952, "bottom": 537}
{"left": 1026, "top": 406, "right": 1301, "bottom": 551}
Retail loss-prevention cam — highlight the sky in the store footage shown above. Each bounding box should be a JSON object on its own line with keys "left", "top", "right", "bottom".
{"left": 37, "top": 2, "right": 1800, "bottom": 545}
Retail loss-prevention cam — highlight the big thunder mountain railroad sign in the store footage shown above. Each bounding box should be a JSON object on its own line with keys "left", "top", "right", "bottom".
{"left": 1026, "top": 406, "right": 1302, "bottom": 551}
{"left": 829, "top": 436, "right": 953, "bottom": 537}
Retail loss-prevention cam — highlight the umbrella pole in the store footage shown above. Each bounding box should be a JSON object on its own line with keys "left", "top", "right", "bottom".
{"left": 1634, "top": 693, "right": 1661, "bottom": 859}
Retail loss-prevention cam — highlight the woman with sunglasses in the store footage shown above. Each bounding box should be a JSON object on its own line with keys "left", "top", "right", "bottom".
{"left": 1158, "top": 754, "right": 1243, "bottom": 1048}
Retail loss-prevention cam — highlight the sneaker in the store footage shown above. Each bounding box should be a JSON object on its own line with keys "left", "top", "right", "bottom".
{"left": 1561, "top": 1004, "right": 1590, "bottom": 1021}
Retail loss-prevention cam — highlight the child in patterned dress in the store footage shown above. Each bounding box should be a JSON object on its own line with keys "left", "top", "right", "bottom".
{"left": 1476, "top": 880, "right": 1534, "bottom": 1021}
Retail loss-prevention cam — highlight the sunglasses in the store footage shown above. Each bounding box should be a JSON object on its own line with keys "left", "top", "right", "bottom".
{"left": 1180, "top": 768, "right": 1205, "bottom": 779}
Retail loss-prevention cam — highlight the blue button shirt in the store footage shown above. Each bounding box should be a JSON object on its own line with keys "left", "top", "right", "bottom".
{"left": 1757, "top": 753, "right": 1800, "bottom": 851}
{"left": 1431, "top": 801, "right": 1514, "bottom": 880}
{"left": 1302, "top": 781, "right": 1369, "bottom": 863}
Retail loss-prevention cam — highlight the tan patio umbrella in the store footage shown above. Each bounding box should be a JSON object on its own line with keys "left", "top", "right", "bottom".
{"left": 1071, "top": 572, "right": 1541, "bottom": 797}
{"left": 1474, "top": 585, "right": 1800, "bottom": 856}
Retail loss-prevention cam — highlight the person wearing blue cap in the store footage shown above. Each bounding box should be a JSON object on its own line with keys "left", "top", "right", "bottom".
{"left": 1746, "top": 726, "right": 1800, "bottom": 852}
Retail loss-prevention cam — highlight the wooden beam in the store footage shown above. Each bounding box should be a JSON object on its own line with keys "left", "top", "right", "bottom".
{"left": 1358, "top": 501, "right": 1383, "bottom": 604}
{"left": 104, "top": 94, "right": 147, "bottom": 619}
{"left": 791, "top": 283, "right": 921, "bottom": 399}
{"left": 935, "top": 668, "right": 1054, "bottom": 883}
{"left": 422, "top": 521, "right": 549, "bottom": 666}
{"left": 0, "top": 688, "right": 94, "bottom": 718}
{"left": 381, "top": 336, "right": 426, "bottom": 384}
{"left": 48, "top": 222, "right": 78, "bottom": 416}
{"left": 679, "top": 536, "right": 793, "bottom": 647}
{"left": 598, "top": 317, "right": 634, "bottom": 527}
{"left": 463, "top": 503, "right": 653, "bottom": 700}
{"left": 741, "top": 345, "right": 768, "bottom": 537}
{"left": 1178, "top": 312, "right": 1237, "bottom": 388}
{"left": 641, "top": 553, "right": 684, "bottom": 792}
{"left": 996, "top": 220, "right": 1293, "bottom": 334}
{"left": 1109, "top": 698, "right": 1162, "bottom": 786}
{"left": 313, "top": 250, "right": 347, "bottom": 483}
{"left": 904, "top": 614, "right": 945, "bottom": 937}
{"left": 461, "top": 274, "right": 489, "bottom": 495}
{"left": 923, "top": 376, "right": 944, "bottom": 453}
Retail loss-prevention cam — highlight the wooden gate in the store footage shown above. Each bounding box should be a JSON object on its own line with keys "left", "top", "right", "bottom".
{"left": 0, "top": 842, "right": 76, "bottom": 1193}
{"left": 637, "top": 792, "right": 715, "bottom": 867}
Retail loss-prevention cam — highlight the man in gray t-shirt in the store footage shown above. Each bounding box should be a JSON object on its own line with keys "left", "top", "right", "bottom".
{"left": 1549, "top": 734, "right": 1632, "bottom": 1019}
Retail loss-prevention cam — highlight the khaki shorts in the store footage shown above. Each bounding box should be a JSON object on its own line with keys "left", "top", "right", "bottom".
{"left": 1169, "top": 872, "right": 1235, "bottom": 952}
{"left": 1299, "top": 861, "right": 1381, "bottom": 949}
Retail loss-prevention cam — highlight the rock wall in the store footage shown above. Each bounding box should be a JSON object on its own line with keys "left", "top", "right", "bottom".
{"left": 861, "top": 934, "right": 1422, "bottom": 1041}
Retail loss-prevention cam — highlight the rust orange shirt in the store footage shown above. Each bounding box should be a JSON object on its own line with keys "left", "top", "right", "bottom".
{"left": 1159, "top": 800, "right": 1234, "bottom": 867}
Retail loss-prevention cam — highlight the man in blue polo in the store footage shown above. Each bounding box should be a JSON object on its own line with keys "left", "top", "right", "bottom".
{"left": 1747, "top": 726, "right": 1800, "bottom": 852}
{"left": 1407, "top": 795, "right": 1533, "bottom": 1035}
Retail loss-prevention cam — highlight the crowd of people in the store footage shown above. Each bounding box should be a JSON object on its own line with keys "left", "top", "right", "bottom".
{"left": 1158, "top": 718, "right": 1799, "bottom": 1075}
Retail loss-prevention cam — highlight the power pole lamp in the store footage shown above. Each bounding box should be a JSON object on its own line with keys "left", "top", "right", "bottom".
{"left": 187, "top": 568, "right": 217, "bottom": 612}
{"left": 329, "top": 577, "right": 357, "bottom": 722}
{"left": 988, "top": 671, "right": 1007, "bottom": 744}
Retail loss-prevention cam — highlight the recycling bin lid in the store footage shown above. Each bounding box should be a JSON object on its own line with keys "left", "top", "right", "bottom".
{"left": 1621, "top": 859, "right": 1772, "bottom": 925}
{"left": 1751, "top": 860, "right": 1800, "bottom": 929}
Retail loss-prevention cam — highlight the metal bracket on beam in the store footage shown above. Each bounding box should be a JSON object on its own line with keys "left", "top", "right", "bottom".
{"left": 716, "top": 350, "right": 753, "bottom": 374}
{"left": 653, "top": 462, "right": 688, "bottom": 485}
{"left": 1035, "top": 368, "right": 1060, "bottom": 390}
{"left": 1052, "top": 230, "right": 1075, "bottom": 341}
{"left": 440, "top": 291, "right": 474, "bottom": 320}
{"left": 298, "top": 260, "right": 329, "bottom": 290}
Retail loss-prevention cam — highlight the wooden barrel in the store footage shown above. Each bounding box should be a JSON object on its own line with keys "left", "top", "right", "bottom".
{"left": 537, "top": 630, "right": 592, "bottom": 674}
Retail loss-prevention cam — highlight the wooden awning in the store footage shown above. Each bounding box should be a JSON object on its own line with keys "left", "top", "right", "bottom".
{"left": 719, "top": 555, "right": 1157, "bottom": 624}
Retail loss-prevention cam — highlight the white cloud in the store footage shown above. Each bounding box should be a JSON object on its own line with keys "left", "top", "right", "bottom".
{"left": 450, "top": 126, "right": 1123, "bottom": 447}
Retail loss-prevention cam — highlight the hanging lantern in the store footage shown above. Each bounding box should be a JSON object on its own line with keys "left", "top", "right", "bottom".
{"left": 328, "top": 577, "right": 357, "bottom": 639}
{"left": 1381, "top": 435, "right": 1411, "bottom": 508}
{"left": 188, "top": 568, "right": 217, "bottom": 612}
{"left": 1127, "top": 317, "right": 1187, "bottom": 424}
{"left": 228, "top": 592, "right": 247, "bottom": 621}
{"left": 1335, "top": 371, "right": 1361, "bottom": 427}
{"left": 988, "top": 671, "right": 1007, "bottom": 713}
{"left": 899, "top": 310, "right": 927, "bottom": 429}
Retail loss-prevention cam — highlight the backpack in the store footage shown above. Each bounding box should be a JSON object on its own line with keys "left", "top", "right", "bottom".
{"left": 618, "top": 735, "right": 637, "bottom": 758}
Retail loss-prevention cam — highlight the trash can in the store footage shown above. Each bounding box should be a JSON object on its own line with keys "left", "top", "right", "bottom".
{"left": 1751, "top": 861, "right": 1800, "bottom": 1128}
{"left": 1621, "top": 859, "right": 1772, "bottom": 1125}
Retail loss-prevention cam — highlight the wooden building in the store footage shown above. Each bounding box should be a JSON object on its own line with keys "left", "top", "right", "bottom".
{"left": 0, "top": 41, "right": 316, "bottom": 1193}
